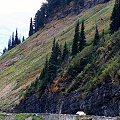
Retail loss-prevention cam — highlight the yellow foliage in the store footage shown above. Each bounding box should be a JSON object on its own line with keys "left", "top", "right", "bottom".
{"left": 95, "top": 60, "right": 99, "bottom": 64}
{"left": 53, "top": 74, "right": 64, "bottom": 86}
{"left": 93, "top": 77, "right": 97, "bottom": 82}
{"left": 63, "top": 70, "right": 68, "bottom": 78}
{"left": 52, "top": 86, "right": 59, "bottom": 93}
{"left": 54, "top": 79, "right": 59, "bottom": 86}
{"left": 117, "top": 70, "right": 120, "bottom": 76}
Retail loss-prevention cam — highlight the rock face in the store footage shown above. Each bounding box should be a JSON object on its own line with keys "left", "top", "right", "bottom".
{"left": 13, "top": 76, "right": 120, "bottom": 117}
{"left": 84, "top": 0, "right": 110, "bottom": 9}
{"left": 13, "top": 93, "right": 80, "bottom": 114}
{"left": 48, "top": 0, "right": 110, "bottom": 21}
{"left": 82, "top": 76, "right": 120, "bottom": 117}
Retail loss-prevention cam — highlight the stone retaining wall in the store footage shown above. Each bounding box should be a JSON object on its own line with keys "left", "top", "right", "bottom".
{"left": 1, "top": 113, "right": 120, "bottom": 120}
{"left": 37, "top": 113, "right": 119, "bottom": 120}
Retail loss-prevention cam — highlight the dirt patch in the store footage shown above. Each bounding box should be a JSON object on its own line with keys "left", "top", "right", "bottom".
{"left": 0, "top": 81, "right": 17, "bottom": 99}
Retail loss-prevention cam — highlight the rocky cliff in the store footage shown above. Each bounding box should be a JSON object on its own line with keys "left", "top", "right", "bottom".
{"left": 49, "top": 0, "right": 110, "bottom": 20}
{"left": 82, "top": 76, "right": 120, "bottom": 116}
{"left": 13, "top": 76, "right": 120, "bottom": 117}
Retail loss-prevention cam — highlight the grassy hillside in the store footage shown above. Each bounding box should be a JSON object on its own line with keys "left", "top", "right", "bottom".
{"left": 0, "top": 0, "right": 116, "bottom": 111}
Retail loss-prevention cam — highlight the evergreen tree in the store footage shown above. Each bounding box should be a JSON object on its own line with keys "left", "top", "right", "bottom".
{"left": 72, "top": 20, "right": 79, "bottom": 55}
{"left": 18, "top": 38, "right": 21, "bottom": 44}
{"left": 8, "top": 36, "right": 12, "bottom": 50}
{"left": 93, "top": 23, "right": 100, "bottom": 46}
{"left": 34, "top": 3, "right": 47, "bottom": 32}
{"left": 110, "top": 0, "right": 120, "bottom": 34}
{"left": 60, "top": 0, "right": 67, "bottom": 8}
{"left": 101, "top": 29, "right": 105, "bottom": 42}
{"left": 78, "top": 0, "right": 84, "bottom": 6}
{"left": 15, "top": 29, "right": 19, "bottom": 45}
{"left": 48, "top": 53, "right": 57, "bottom": 81}
{"left": 3, "top": 47, "right": 7, "bottom": 54}
{"left": 18, "top": 35, "right": 21, "bottom": 44}
{"left": 12, "top": 32, "right": 15, "bottom": 48}
{"left": 55, "top": 42, "right": 61, "bottom": 65}
{"left": 79, "top": 20, "right": 86, "bottom": 52}
{"left": 52, "top": 37, "right": 56, "bottom": 51}
{"left": 48, "top": 39, "right": 61, "bottom": 81}
{"left": 34, "top": 12, "right": 38, "bottom": 32}
{"left": 39, "top": 57, "right": 49, "bottom": 80}
{"left": 29, "top": 18, "right": 33, "bottom": 36}
{"left": 100, "top": 29, "right": 105, "bottom": 46}
{"left": 62, "top": 42, "right": 68, "bottom": 60}
{"left": 75, "top": 0, "right": 78, "bottom": 7}
{"left": 22, "top": 36, "right": 25, "bottom": 42}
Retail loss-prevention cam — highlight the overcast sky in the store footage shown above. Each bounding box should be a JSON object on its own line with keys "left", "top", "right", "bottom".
{"left": 0, "top": 0, "right": 46, "bottom": 54}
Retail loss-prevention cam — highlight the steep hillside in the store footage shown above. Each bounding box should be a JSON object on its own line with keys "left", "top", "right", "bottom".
{"left": 0, "top": 0, "right": 119, "bottom": 116}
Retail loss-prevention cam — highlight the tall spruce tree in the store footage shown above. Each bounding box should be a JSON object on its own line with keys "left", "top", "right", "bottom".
{"left": 29, "top": 18, "right": 33, "bottom": 36}
{"left": 52, "top": 37, "right": 56, "bottom": 51}
{"left": 3, "top": 47, "right": 7, "bottom": 54}
{"left": 48, "top": 39, "right": 61, "bottom": 81}
{"left": 55, "top": 42, "right": 61, "bottom": 65}
{"left": 62, "top": 42, "right": 68, "bottom": 60}
{"left": 79, "top": 20, "right": 86, "bottom": 52}
{"left": 79, "top": 0, "right": 84, "bottom": 6}
{"left": 12, "top": 32, "right": 15, "bottom": 48}
{"left": 110, "top": 0, "right": 120, "bottom": 34}
{"left": 72, "top": 20, "right": 79, "bottom": 55}
{"left": 93, "top": 23, "right": 100, "bottom": 46}
{"left": 8, "top": 36, "right": 12, "bottom": 50}
{"left": 22, "top": 36, "right": 25, "bottom": 42}
{"left": 100, "top": 29, "right": 105, "bottom": 46}
{"left": 15, "top": 29, "right": 19, "bottom": 45}
{"left": 39, "top": 57, "right": 48, "bottom": 80}
{"left": 18, "top": 38, "right": 21, "bottom": 44}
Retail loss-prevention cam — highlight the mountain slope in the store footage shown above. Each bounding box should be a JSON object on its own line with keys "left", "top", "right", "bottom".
{"left": 0, "top": 0, "right": 119, "bottom": 115}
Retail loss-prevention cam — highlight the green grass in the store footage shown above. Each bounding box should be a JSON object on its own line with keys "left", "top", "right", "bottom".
{"left": 0, "top": 114, "right": 6, "bottom": 120}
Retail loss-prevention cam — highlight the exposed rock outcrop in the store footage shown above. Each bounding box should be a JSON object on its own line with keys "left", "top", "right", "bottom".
{"left": 13, "top": 76, "right": 120, "bottom": 117}
{"left": 48, "top": 0, "right": 110, "bottom": 21}
{"left": 82, "top": 76, "right": 120, "bottom": 116}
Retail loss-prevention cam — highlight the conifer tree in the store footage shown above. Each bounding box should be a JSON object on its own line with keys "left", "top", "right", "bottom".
{"left": 72, "top": 20, "right": 79, "bottom": 55}
{"left": 100, "top": 29, "right": 105, "bottom": 46}
{"left": 48, "top": 39, "right": 61, "bottom": 81}
{"left": 79, "top": 20, "right": 86, "bottom": 52}
{"left": 52, "top": 37, "right": 56, "bottom": 51}
{"left": 15, "top": 29, "right": 19, "bottom": 45}
{"left": 8, "top": 36, "right": 12, "bottom": 50}
{"left": 3, "top": 47, "right": 7, "bottom": 54}
{"left": 55, "top": 42, "right": 61, "bottom": 65}
{"left": 93, "top": 23, "right": 100, "bottom": 46}
{"left": 110, "top": 0, "right": 120, "bottom": 34}
{"left": 39, "top": 57, "right": 48, "bottom": 80}
{"left": 44, "top": 57, "right": 48, "bottom": 75}
{"left": 48, "top": 52, "right": 57, "bottom": 81}
{"left": 12, "top": 32, "right": 15, "bottom": 48}
{"left": 62, "top": 42, "right": 68, "bottom": 60}
{"left": 18, "top": 35, "right": 21, "bottom": 44}
{"left": 29, "top": 18, "right": 33, "bottom": 36}
{"left": 18, "top": 38, "right": 21, "bottom": 44}
{"left": 22, "top": 36, "right": 25, "bottom": 42}
{"left": 79, "top": 0, "right": 84, "bottom": 6}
